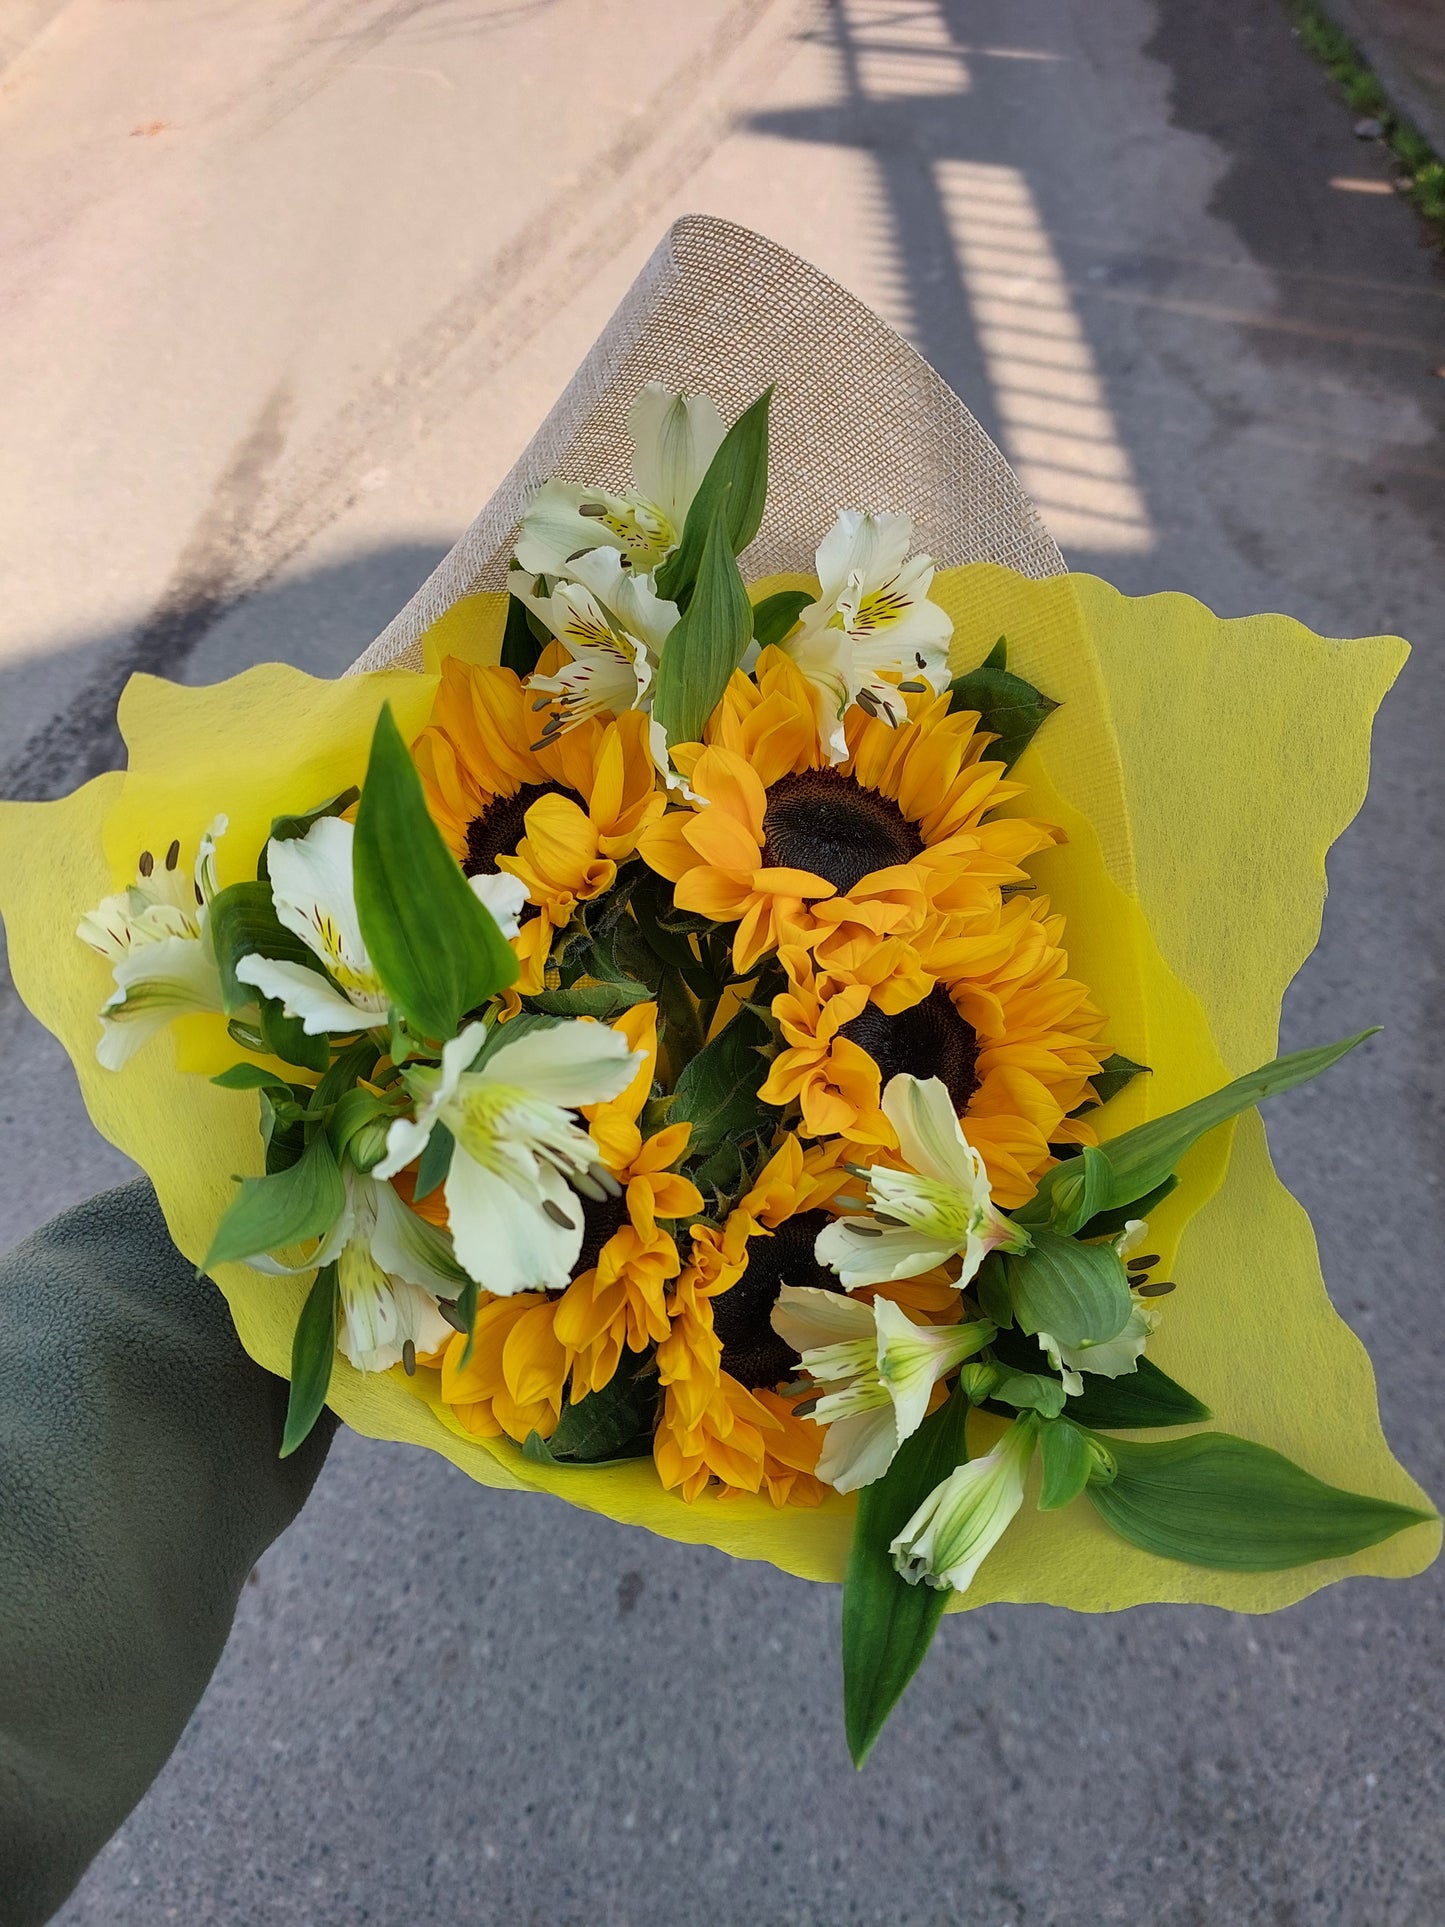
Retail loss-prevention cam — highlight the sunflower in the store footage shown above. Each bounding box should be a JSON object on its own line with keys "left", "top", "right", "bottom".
{"left": 552, "top": 1002, "right": 703, "bottom": 1399}
{"left": 760, "top": 890, "right": 1105, "bottom": 1206}
{"left": 438, "top": 1291, "right": 569, "bottom": 1442}
{"left": 414, "top": 654, "right": 663, "bottom": 990}
{"left": 639, "top": 647, "right": 1058, "bottom": 973}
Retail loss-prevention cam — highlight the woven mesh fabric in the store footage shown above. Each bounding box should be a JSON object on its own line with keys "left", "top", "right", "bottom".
{"left": 351, "top": 214, "right": 1062, "bottom": 673}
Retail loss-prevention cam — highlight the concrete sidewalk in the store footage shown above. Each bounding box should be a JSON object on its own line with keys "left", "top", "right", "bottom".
{"left": 1, "top": 1, "right": 1442, "bottom": 1922}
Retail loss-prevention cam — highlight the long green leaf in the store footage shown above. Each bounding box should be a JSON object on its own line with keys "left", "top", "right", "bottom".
{"left": 281, "top": 1262, "right": 339, "bottom": 1458}
{"left": 653, "top": 386, "right": 772, "bottom": 606}
{"left": 650, "top": 495, "right": 755, "bottom": 746}
{"left": 1063, "top": 1355, "right": 1210, "bottom": 1430}
{"left": 205, "top": 1129, "right": 344, "bottom": 1268}
{"left": 1003, "top": 1225, "right": 1132, "bottom": 1349}
{"left": 1022, "top": 1032, "right": 1377, "bottom": 1226}
{"left": 352, "top": 704, "right": 518, "bottom": 1039}
{"left": 1088, "top": 1431, "right": 1434, "bottom": 1570}
{"left": 842, "top": 1386, "right": 971, "bottom": 1769}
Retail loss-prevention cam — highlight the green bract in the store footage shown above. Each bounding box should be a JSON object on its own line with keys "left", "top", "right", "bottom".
{"left": 650, "top": 493, "right": 755, "bottom": 747}
{"left": 653, "top": 385, "right": 771, "bottom": 607}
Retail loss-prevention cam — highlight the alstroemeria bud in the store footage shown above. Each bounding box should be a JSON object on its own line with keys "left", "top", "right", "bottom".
{"left": 890, "top": 1416, "right": 1039, "bottom": 1593}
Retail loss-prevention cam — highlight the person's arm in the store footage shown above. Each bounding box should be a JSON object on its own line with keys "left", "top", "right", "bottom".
{"left": 0, "top": 1181, "right": 335, "bottom": 1926}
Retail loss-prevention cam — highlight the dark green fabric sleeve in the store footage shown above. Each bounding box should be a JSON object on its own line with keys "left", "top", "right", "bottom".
{"left": 0, "top": 1181, "right": 335, "bottom": 1926}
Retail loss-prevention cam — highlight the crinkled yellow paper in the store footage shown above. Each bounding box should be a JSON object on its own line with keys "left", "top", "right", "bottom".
{"left": 0, "top": 574, "right": 1435, "bottom": 1610}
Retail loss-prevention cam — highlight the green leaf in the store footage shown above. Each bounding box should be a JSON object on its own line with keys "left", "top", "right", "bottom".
{"left": 261, "top": 1101, "right": 307, "bottom": 1174}
{"left": 750, "top": 588, "right": 812, "bottom": 649}
{"left": 527, "top": 978, "right": 651, "bottom": 1018}
{"left": 1003, "top": 1225, "right": 1132, "bottom": 1349}
{"left": 207, "top": 880, "right": 319, "bottom": 1014}
{"left": 280, "top": 1263, "right": 339, "bottom": 1458}
{"left": 522, "top": 1353, "right": 658, "bottom": 1466}
{"left": 1063, "top": 1355, "right": 1211, "bottom": 1430}
{"left": 972, "top": 1252, "right": 1013, "bottom": 1329}
{"left": 205, "top": 1130, "right": 344, "bottom": 1269}
{"left": 259, "top": 787, "right": 360, "bottom": 879}
{"left": 1085, "top": 1052, "right": 1150, "bottom": 1110}
{"left": 325, "top": 1085, "right": 392, "bottom": 1162}
{"left": 992, "top": 1371, "right": 1067, "bottom": 1419}
{"left": 947, "top": 644, "right": 1059, "bottom": 768}
{"left": 210, "top": 1063, "right": 295, "bottom": 1096}
{"left": 1037, "top": 1417, "right": 1095, "bottom": 1510}
{"left": 654, "top": 386, "right": 772, "bottom": 607}
{"left": 446, "top": 1272, "right": 478, "bottom": 1363}
{"left": 1046, "top": 1143, "right": 1113, "bottom": 1237}
{"left": 500, "top": 591, "right": 544, "bottom": 676}
{"left": 843, "top": 1385, "right": 971, "bottom": 1770}
{"left": 206, "top": 879, "right": 333, "bottom": 1070}
{"left": 311, "top": 1033, "right": 383, "bottom": 1110}
{"left": 352, "top": 703, "right": 518, "bottom": 1038}
{"left": 413, "top": 1121, "right": 454, "bottom": 1203}
{"left": 650, "top": 494, "right": 755, "bottom": 746}
{"left": 1087, "top": 1431, "right": 1434, "bottom": 1570}
{"left": 669, "top": 1005, "right": 773, "bottom": 1164}
{"left": 1023, "top": 1032, "right": 1378, "bottom": 1227}
{"left": 258, "top": 994, "right": 330, "bottom": 1074}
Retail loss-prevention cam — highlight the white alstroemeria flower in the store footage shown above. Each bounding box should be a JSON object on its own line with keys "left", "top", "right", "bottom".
{"left": 518, "top": 571, "right": 662, "bottom": 731}
{"left": 513, "top": 383, "right": 725, "bottom": 580}
{"left": 815, "top": 1074, "right": 1029, "bottom": 1291}
{"left": 890, "top": 1415, "right": 1039, "bottom": 1594}
{"left": 1038, "top": 1297, "right": 1161, "bottom": 1393}
{"left": 469, "top": 868, "right": 528, "bottom": 939}
{"left": 77, "top": 816, "right": 227, "bottom": 1069}
{"left": 373, "top": 1017, "right": 641, "bottom": 1295}
{"left": 1115, "top": 1218, "right": 1149, "bottom": 1259}
{"left": 235, "top": 816, "right": 388, "bottom": 1034}
{"left": 783, "top": 510, "right": 953, "bottom": 760}
{"left": 249, "top": 1168, "right": 462, "bottom": 1374}
{"left": 770, "top": 1286, "right": 993, "bottom": 1494}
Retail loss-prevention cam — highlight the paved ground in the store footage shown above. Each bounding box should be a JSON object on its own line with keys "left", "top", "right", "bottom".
{"left": 2, "top": 2, "right": 1443, "bottom": 1922}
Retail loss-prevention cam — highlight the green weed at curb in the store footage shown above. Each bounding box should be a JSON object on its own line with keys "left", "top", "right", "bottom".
{"left": 1286, "top": 0, "right": 1445, "bottom": 241}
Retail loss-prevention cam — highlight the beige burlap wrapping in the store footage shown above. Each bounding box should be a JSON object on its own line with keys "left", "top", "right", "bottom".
{"left": 351, "top": 214, "right": 1061, "bottom": 674}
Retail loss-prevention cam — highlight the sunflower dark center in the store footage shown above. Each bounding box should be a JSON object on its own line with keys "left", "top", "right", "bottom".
{"left": 761, "top": 768, "right": 924, "bottom": 895}
{"left": 463, "top": 780, "right": 565, "bottom": 877}
{"left": 711, "top": 1207, "right": 840, "bottom": 1390}
{"left": 841, "top": 983, "right": 980, "bottom": 1112}
{"left": 569, "top": 1189, "right": 631, "bottom": 1283}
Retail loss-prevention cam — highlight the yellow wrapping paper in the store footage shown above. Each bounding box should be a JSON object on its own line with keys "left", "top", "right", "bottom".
{"left": 0, "top": 568, "right": 1435, "bottom": 1610}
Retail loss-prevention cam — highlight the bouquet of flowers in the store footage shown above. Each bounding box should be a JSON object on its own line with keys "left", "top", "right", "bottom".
{"left": 1, "top": 221, "right": 1434, "bottom": 1767}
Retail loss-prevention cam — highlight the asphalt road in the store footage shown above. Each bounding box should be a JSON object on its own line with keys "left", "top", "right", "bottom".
{"left": 3, "top": 2, "right": 1443, "bottom": 1922}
